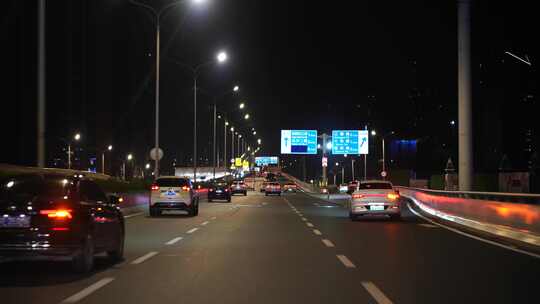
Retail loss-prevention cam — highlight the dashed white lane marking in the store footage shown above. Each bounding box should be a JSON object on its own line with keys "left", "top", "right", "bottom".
{"left": 165, "top": 237, "right": 183, "bottom": 245}
{"left": 361, "top": 281, "right": 394, "bottom": 304}
{"left": 131, "top": 251, "right": 159, "bottom": 265}
{"left": 124, "top": 212, "right": 144, "bottom": 219}
{"left": 61, "top": 277, "right": 115, "bottom": 303}
{"left": 322, "top": 239, "right": 334, "bottom": 247}
{"left": 418, "top": 223, "right": 438, "bottom": 228}
{"left": 336, "top": 255, "right": 356, "bottom": 268}
{"left": 301, "top": 217, "right": 307, "bottom": 221}
{"left": 201, "top": 221, "right": 209, "bottom": 226}
{"left": 186, "top": 228, "right": 199, "bottom": 234}
{"left": 211, "top": 216, "right": 217, "bottom": 220}
{"left": 313, "top": 203, "right": 320, "bottom": 206}
{"left": 313, "top": 229, "right": 322, "bottom": 235}
{"left": 306, "top": 222, "right": 314, "bottom": 227}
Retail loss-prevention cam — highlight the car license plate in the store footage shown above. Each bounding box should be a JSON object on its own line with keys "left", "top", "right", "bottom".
{"left": 0, "top": 215, "right": 31, "bottom": 228}
{"left": 216, "top": 190, "right": 222, "bottom": 193}
{"left": 370, "top": 205, "right": 384, "bottom": 211}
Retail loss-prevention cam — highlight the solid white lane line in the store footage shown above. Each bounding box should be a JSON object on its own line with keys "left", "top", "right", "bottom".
{"left": 313, "top": 229, "right": 322, "bottom": 235}
{"left": 336, "top": 255, "right": 356, "bottom": 268}
{"left": 61, "top": 277, "right": 115, "bottom": 303}
{"left": 124, "top": 212, "right": 144, "bottom": 219}
{"left": 165, "top": 237, "right": 183, "bottom": 245}
{"left": 131, "top": 251, "right": 159, "bottom": 265}
{"left": 306, "top": 222, "right": 314, "bottom": 227}
{"left": 201, "top": 221, "right": 209, "bottom": 226}
{"left": 418, "top": 223, "right": 438, "bottom": 228}
{"left": 186, "top": 228, "right": 199, "bottom": 234}
{"left": 322, "top": 239, "right": 334, "bottom": 247}
{"left": 362, "top": 281, "right": 394, "bottom": 304}
{"left": 406, "top": 203, "right": 540, "bottom": 259}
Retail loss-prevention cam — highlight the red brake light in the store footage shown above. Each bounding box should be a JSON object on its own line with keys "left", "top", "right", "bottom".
{"left": 151, "top": 184, "right": 159, "bottom": 191}
{"left": 209, "top": 188, "right": 214, "bottom": 192}
{"left": 352, "top": 193, "right": 363, "bottom": 199}
{"left": 40, "top": 209, "right": 73, "bottom": 219}
{"left": 182, "top": 186, "right": 191, "bottom": 192}
{"left": 52, "top": 227, "right": 70, "bottom": 231}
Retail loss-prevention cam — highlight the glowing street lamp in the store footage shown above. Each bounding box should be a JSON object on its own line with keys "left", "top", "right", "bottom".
{"left": 239, "top": 103, "right": 245, "bottom": 110}
{"left": 244, "top": 114, "right": 250, "bottom": 120}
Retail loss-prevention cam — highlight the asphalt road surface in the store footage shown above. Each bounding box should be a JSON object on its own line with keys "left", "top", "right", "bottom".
{"left": 1, "top": 191, "right": 539, "bottom": 304}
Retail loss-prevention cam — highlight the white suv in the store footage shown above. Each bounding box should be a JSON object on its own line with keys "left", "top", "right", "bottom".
{"left": 149, "top": 176, "right": 199, "bottom": 216}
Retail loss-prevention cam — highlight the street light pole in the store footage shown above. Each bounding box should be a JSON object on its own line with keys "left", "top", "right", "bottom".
{"left": 193, "top": 76, "right": 197, "bottom": 182}
{"left": 231, "top": 129, "right": 235, "bottom": 163}
{"left": 130, "top": 0, "right": 185, "bottom": 179}
{"left": 67, "top": 144, "right": 72, "bottom": 169}
{"left": 224, "top": 122, "right": 228, "bottom": 170}
{"left": 37, "top": 0, "right": 46, "bottom": 168}
{"left": 458, "top": 0, "right": 473, "bottom": 191}
{"left": 382, "top": 137, "right": 386, "bottom": 179}
{"left": 351, "top": 159, "right": 355, "bottom": 181}
{"left": 213, "top": 99, "right": 217, "bottom": 180}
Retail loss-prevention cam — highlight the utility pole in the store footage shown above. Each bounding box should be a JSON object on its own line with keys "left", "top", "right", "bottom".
{"left": 37, "top": 0, "right": 46, "bottom": 168}
{"left": 341, "top": 166, "right": 345, "bottom": 184}
{"left": 458, "top": 0, "right": 473, "bottom": 190}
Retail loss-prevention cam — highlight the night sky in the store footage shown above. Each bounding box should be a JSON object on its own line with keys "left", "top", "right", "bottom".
{"left": 1, "top": 1, "right": 538, "bottom": 179}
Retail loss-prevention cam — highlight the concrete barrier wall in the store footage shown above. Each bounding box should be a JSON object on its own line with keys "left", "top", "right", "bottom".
{"left": 398, "top": 187, "right": 540, "bottom": 246}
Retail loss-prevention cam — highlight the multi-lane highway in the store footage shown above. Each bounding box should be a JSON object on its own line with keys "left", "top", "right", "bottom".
{"left": 1, "top": 191, "right": 539, "bottom": 304}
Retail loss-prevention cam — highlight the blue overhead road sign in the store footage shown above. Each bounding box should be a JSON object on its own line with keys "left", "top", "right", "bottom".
{"left": 331, "top": 130, "right": 369, "bottom": 155}
{"left": 281, "top": 130, "right": 318, "bottom": 154}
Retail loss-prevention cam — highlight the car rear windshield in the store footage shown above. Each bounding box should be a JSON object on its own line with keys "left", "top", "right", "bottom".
{"left": 214, "top": 182, "right": 228, "bottom": 187}
{"left": 358, "top": 182, "right": 393, "bottom": 190}
{"left": 234, "top": 181, "right": 245, "bottom": 184}
{"left": 1, "top": 176, "right": 74, "bottom": 203}
{"left": 156, "top": 178, "right": 190, "bottom": 187}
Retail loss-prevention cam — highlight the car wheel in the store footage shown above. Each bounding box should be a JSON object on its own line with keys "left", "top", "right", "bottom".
{"left": 227, "top": 197, "right": 231, "bottom": 202}
{"left": 208, "top": 198, "right": 213, "bottom": 202}
{"left": 390, "top": 213, "right": 401, "bottom": 221}
{"left": 265, "top": 193, "right": 268, "bottom": 196}
{"left": 349, "top": 213, "right": 357, "bottom": 221}
{"left": 72, "top": 234, "right": 94, "bottom": 273}
{"left": 244, "top": 192, "right": 247, "bottom": 196}
{"left": 194, "top": 203, "right": 199, "bottom": 216}
{"left": 107, "top": 228, "right": 124, "bottom": 263}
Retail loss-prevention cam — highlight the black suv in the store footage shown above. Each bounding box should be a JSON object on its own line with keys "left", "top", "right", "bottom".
{"left": 0, "top": 174, "right": 125, "bottom": 273}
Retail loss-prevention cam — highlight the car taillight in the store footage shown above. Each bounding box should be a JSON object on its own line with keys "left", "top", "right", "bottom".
{"left": 387, "top": 193, "right": 400, "bottom": 200}
{"left": 352, "top": 193, "right": 363, "bottom": 199}
{"left": 225, "top": 188, "right": 229, "bottom": 192}
{"left": 40, "top": 209, "right": 73, "bottom": 219}
{"left": 151, "top": 184, "right": 159, "bottom": 191}
{"left": 182, "top": 186, "right": 191, "bottom": 192}
{"left": 209, "top": 188, "right": 214, "bottom": 192}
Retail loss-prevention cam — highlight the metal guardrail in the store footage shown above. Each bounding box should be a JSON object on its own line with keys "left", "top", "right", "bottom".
{"left": 397, "top": 187, "right": 540, "bottom": 205}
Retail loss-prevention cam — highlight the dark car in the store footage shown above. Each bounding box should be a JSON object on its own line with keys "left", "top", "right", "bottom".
{"left": 208, "top": 182, "right": 231, "bottom": 202}
{"left": 0, "top": 174, "right": 125, "bottom": 273}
